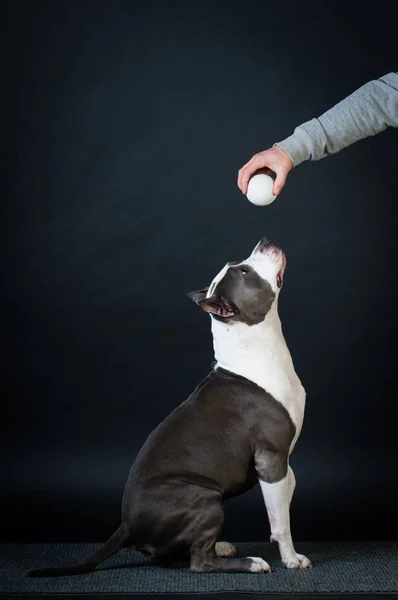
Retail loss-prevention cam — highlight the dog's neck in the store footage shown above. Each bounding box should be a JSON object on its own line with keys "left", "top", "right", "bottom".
{"left": 211, "top": 301, "right": 286, "bottom": 367}
{"left": 210, "top": 300, "right": 304, "bottom": 428}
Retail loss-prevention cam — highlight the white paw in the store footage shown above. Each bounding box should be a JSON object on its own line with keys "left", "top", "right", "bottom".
{"left": 283, "top": 553, "right": 312, "bottom": 569}
{"left": 247, "top": 556, "right": 271, "bottom": 573}
{"left": 215, "top": 541, "right": 238, "bottom": 557}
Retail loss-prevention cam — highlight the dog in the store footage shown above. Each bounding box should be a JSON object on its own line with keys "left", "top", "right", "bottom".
{"left": 28, "top": 236, "right": 311, "bottom": 577}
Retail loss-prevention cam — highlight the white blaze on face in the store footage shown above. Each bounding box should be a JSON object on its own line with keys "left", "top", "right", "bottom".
{"left": 207, "top": 263, "right": 230, "bottom": 298}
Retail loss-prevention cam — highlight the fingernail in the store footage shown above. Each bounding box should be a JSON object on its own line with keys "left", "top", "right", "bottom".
{"left": 274, "top": 187, "right": 280, "bottom": 195}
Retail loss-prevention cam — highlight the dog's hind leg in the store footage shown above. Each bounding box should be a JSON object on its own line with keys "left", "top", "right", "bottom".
{"left": 215, "top": 541, "right": 238, "bottom": 557}
{"left": 189, "top": 498, "right": 270, "bottom": 573}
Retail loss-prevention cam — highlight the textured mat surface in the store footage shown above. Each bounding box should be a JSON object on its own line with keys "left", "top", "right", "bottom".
{"left": 0, "top": 541, "right": 397, "bottom": 595}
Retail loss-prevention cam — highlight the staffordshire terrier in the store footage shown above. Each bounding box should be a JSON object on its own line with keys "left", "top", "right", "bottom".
{"left": 28, "top": 236, "right": 311, "bottom": 576}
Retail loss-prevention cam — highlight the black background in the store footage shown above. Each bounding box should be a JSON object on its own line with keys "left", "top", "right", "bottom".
{"left": 2, "top": 0, "right": 397, "bottom": 544}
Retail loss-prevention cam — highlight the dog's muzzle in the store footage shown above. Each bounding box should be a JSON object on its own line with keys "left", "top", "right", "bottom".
{"left": 257, "top": 236, "right": 281, "bottom": 252}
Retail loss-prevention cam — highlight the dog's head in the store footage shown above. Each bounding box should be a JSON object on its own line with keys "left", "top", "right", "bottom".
{"left": 188, "top": 237, "right": 286, "bottom": 326}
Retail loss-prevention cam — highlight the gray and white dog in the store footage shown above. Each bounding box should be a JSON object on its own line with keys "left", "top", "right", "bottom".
{"left": 29, "top": 236, "right": 311, "bottom": 577}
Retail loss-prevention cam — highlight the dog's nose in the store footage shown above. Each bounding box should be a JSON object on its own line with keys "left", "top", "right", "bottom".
{"left": 257, "top": 237, "right": 281, "bottom": 253}
{"left": 255, "top": 236, "right": 280, "bottom": 253}
{"left": 260, "top": 236, "right": 271, "bottom": 247}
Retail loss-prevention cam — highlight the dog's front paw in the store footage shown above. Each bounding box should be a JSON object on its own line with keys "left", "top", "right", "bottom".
{"left": 247, "top": 556, "right": 271, "bottom": 573}
{"left": 283, "top": 553, "right": 312, "bottom": 569}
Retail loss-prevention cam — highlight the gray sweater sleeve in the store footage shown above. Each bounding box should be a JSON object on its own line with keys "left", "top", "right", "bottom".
{"left": 275, "top": 72, "right": 398, "bottom": 167}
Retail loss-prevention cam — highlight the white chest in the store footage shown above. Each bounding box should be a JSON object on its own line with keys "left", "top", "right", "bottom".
{"left": 211, "top": 317, "right": 306, "bottom": 449}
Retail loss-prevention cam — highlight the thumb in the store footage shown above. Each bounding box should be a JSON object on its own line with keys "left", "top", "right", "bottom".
{"left": 273, "top": 169, "right": 288, "bottom": 196}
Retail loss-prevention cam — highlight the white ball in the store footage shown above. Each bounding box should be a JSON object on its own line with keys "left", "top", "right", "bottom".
{"left": 247, "top": 174, "right": 276, "bottom": 206}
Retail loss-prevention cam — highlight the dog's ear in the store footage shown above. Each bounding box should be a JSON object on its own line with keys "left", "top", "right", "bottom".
{"left": 187, "top": 289, "right": 236, "bottom": 318}
{"left": 187, "top": 288, "right": 209, "bottom": 305}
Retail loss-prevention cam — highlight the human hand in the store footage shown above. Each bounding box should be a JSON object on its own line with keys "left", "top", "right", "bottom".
{"left": 237, "top": 146, "right": 293, "bottom": 196}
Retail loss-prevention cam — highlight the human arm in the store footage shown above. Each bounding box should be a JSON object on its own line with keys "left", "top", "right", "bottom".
{"left": 238, "top": 71, "right": 398, "bottom": 195}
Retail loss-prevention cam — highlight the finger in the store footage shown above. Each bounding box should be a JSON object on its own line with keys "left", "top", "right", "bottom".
{"left": 240, "top": 156, "right": 265, "bottom": 194}
{"left": 238, "top": 156, "right": 257, "bottom": 192}
{"left": 240, "top": 169, "right": 254, "bottom": 195}
{"left": 273, "top": 169, "right": 288, "bottom": 195}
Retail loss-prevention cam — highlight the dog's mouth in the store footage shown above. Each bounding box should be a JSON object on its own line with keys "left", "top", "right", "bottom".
{"left": 217, "top": 305, "right": 236, "bottom": 318}
{"left": 202, "top": 299, "right": 237, "bottom": 319}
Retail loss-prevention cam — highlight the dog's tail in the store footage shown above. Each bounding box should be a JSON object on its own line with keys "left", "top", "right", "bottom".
{"left": 27, "top": 522, "right": 130, "bottom": 577}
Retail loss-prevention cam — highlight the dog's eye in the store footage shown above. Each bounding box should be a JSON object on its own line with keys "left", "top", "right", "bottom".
{"left": 240, "top": 267, "right": 248, "bottom": 275}
{"left": 276, "top": 272, "right": 282, "bottom": 288}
